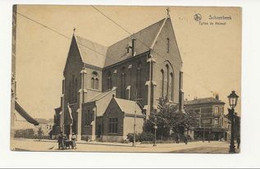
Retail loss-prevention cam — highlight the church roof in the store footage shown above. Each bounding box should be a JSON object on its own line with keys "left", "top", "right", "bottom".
{"left": 114, "top": 98, "right": 143, "bottom": 116}
{"left": 74, "top": 17, "right": 170, "bottom": 68}
{"left": 88, "top": 87, "right": 116, "bottom": 102}
{"left": 104, "top": 18, "right": 167, "bottom": 67}
{"left": 75, "top": 36, "right": 107, "bottom": 68}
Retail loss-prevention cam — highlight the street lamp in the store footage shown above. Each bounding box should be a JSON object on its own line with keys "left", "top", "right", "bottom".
{"left": 227, "top": 90, "right": 239, "bottom": 153}
{"left": 153, "top": 117, "right": 157, "bottom": 147}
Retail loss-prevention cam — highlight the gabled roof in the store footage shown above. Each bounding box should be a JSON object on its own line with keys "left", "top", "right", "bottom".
{"left": 184, "top": 97, "right": 225, "bottom": 105}
{"left": 88, "top": 87, "right": 116, "bottom": 102}
{"left": 114, "top": 98, "right": 143, "bottom": 116}
{"left": 104, "top": 18, "right": 167, "bottom": 67}
{"left": 73, "top": 17, "right": 173, "bottom": 68}
{"left": 75, "top": 36, "right": 107, "bottom": 68}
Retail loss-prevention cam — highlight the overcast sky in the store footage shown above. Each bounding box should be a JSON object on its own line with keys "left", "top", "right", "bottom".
{"left": 15, "top": 6, "right": 241, "bottom": 119}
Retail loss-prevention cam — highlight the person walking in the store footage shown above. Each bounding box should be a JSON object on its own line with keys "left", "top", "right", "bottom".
{"left": 71, "top": 133, "right": 77, "bottom": 149}
{"left": 184, "top": 135, "right": 188, "bottom": 145}
{"left": 58, "top": 132, "right": 64, "bottom": 150}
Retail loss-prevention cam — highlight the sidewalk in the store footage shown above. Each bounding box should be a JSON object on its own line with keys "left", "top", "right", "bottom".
{"left": 12, "top": 138, "right": 231, "bottom": 153}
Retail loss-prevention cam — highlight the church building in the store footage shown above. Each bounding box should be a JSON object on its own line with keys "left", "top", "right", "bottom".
{"left": 54, "top": 12, "right": 184, "bottom": 142}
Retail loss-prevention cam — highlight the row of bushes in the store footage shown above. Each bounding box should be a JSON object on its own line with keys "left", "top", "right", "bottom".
{"left": 127, "top": 132, "right": 193, "bottom": 143}
{"left": 127, "top": 132, "right": 154, "bottom": 142}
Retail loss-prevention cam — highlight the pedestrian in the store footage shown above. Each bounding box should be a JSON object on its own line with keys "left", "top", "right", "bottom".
{"left": 237, "top": 136, "right": 240, "bottom": 149}
{"left": 71, "top": 133, "right": 77, "bottom": 149}
{"left": 176, "top": 134, "right": 180, "bottom": 143}
{"left": 58, "top": 132, "right": 64, "bottom": 150}
{"left": 184, "top": 135, "right": 188, "bottom": 145}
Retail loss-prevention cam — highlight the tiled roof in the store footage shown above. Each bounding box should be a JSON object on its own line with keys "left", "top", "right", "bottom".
{"left": 184, "top": 97, "right": 225, "bottom": 105}
{"left": 74, "top": 17, "right": 170, "bottom": 68}
{"left": 104, "top": 18, "right": 167, "bottom": 67}
{"left": 88, "top": 87, "right": 116, "bottom": 102}
{"left": 114, "top": 98, "right": 143, "bottom": 116}
{"left": 75, "top": 36, "right": 107, "bottom": 68}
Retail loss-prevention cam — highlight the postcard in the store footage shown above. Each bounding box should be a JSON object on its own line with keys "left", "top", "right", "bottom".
{"left": 11, "top": 5, "right": 241, "bottom": 153}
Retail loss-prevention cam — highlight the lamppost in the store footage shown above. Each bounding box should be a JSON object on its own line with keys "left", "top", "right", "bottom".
{"left": 153, "top": 117, "right": 157, "bottom": 147}
{"left": 227, "top": 90, "right": 239, "bottom": 153}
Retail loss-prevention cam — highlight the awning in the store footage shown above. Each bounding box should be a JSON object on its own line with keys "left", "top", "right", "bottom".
{"left": 15, "top": 101, "right": 39, "bottom": 126}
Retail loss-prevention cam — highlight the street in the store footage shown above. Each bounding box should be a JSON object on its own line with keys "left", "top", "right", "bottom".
{"left": 11, "top": 138, "right": 237, "bottom": 153}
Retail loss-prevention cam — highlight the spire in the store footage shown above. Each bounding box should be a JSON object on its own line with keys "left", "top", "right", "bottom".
{"left": 73, "top": 27, "right": 76, "bottom": 35}
{"left": 166, "top": 7, "right": 170, "bottom": 18}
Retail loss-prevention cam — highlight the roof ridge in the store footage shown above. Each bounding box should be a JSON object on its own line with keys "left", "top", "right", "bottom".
{"left": 107, "top": 17, "right": 166, "bottom": 48}
{"left": 89, "top": 87, "right": 116, "bottom": 102}
{"left": 75, "top": 35, "right": 108, "bottom": 48}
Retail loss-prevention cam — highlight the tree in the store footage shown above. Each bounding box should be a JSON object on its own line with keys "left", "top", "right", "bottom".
{"left": 143, "top": 98, "right": 198, "bottom": 139}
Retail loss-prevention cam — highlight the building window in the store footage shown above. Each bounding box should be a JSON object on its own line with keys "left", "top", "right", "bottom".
{"left": 107, "top": 71, "right": 112, "bottom": 90}
{"left": 121, "top": 67, "right": 126, "bottom": 98}
{"left": 167, "top": 38, "right": 170, "bottom": 53}
{"left": 74, "top": 78, "right": 78, "bottom": 102}
{"left": 68, "top": 80, "right": 72, "bottom": 102}
{"left": 170, "top": 72, "right": 174, "bottom": 101}
{"left": 166, "top": 64, "right": 169, "bottom": 99}
{"left": 136, "top": 62, "right": 142, "bottom": 98}
{"left": 91, "top": 71, "right": 99, "bottom": 90}
{"left": 109, "top": 118, "right": 118, "bottom": 133}
{"left": 214, "top": 107, "right": 220, "bottom": 116}
{"left": 161, "top": 69, "right": 164, "bottom": 98}
{"left": 214, "top": 118, "right": 219, "bottom": 125}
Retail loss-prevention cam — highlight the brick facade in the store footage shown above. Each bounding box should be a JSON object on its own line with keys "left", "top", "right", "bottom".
{"left": 55, "top": 16, "right": 183, "bottom": 141}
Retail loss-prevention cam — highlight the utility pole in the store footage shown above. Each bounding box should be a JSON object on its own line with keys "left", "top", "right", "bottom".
{"left": 133, "top": 108, "right": 136, "bottom": 147}
{"left": 133, "top": 91, "right": 138, "bottom": 147}
{"left": 203, "top": 122, "right": 205, "bottom": 142}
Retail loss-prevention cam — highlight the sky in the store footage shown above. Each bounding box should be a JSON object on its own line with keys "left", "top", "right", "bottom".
{"left": 15, "top": 6, "right": 241, "bottom": 119}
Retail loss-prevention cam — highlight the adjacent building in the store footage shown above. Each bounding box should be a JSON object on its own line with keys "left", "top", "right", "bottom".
{"left": 184, "top": 95, "right": 228, "bottom": 141}
{"left": 53, "top": 13, "right": 184, "bottom": 142}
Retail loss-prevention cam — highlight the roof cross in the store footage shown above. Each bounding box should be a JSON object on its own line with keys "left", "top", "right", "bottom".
{"left": 166, "top": 7, "right": 170, "bottom": 17}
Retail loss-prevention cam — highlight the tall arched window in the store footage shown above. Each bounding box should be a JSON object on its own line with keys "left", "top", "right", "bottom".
{"left": 91, "top": 77, "right": 95, "bottom": 89}
{"left": 121, "top": 67, "right": 126, "bottom": 98}
{"left": 69, "top": 80, "right": 72, "bottom": 102}
{"left": 75, "top": 78, "right": 78, "bottom": 102}
{"left": 136, "top": 62, "right": 142, "bottom": 98}
{"left": 161, "top": 69, "right": 164, "bottom": 98}
{"left": 92, "top": 71, "right": 99, "bottom": 90}
{"left": 166, "top": 64, "right": 169, "bottom": 99}
{"left": 107, "top": 71, "right": 112, "bottom": 90}
{"left": 170, "top": 72, "right": 174, "bottom": 101}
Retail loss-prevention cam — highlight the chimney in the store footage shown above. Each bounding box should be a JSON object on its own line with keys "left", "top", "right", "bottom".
{"left": 215, "top": 94, "right": 219, "bottom": 100}
{"left": 131, "top": 38, "right": 136, "bottom": 56}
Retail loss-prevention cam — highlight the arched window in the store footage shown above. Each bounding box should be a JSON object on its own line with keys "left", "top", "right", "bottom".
{"left": 161, "top": 69, "right": 164, "bottom": 98}
{"left": 121, "top": 67, "right": 126, "bottom": 98}
{"left": 69, "top": 80, "right": 72, "bottom": 102}
{"left": 91, "top": 71, "right": 99, "bottom": 90}
{"left": 75, "top": 78, "right": 78, "bottom": 102}
{"left": 170, "top": 72, "right": 174, "bottom": 101}
{"left": 91, "top": 77, "right": 95, "bottom": 89}
{"left": 136, "top": 62, "right": 142, "bottom": 98}
{"left": 107, "top": 71, "right": 112, "bottom": 90}
{"left": 95, "top": 78, "right": 99, "bottom": 90}
{"left": 167, "top": 38, "right": 170, "bottom": 53}
{"left": 166, "top": 64, "right": 169, "bottom": 99}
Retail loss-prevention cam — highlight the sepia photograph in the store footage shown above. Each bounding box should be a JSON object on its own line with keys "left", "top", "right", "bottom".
{"left": 10, "top": 5, "right": 241, "bottom": 153}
